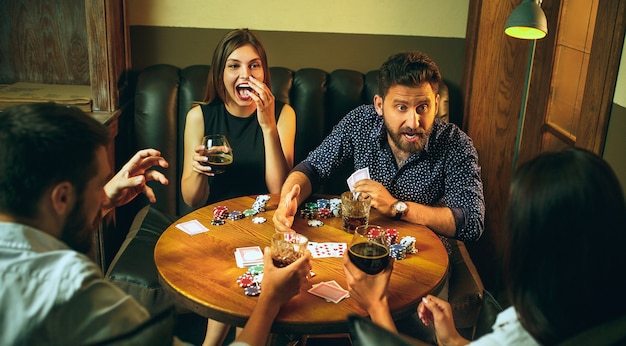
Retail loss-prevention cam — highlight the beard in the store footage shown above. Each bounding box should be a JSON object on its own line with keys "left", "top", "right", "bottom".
{"left": 59, "top": 195, "right": 101, "bottom": 254}
{"left": 384, "top": 119, "right": 431, "bottom": 154}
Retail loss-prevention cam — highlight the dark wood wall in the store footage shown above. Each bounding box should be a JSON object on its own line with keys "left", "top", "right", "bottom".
{"left": 0, "top": 0, "right": 90, "bottom": 85}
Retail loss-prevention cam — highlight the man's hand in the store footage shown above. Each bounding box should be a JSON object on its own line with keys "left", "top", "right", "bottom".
{"left": 273, "top": 184, "right": 300, "bottom": 232}
{"left": 353, "top": 179, "right": 396, "bottom": 217}
{"left": 102, "top": 149, "right": 169, "bottom": 213}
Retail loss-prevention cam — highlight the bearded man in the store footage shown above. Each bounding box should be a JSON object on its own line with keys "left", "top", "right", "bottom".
{"left": 273, "top": 51, "right": 485, "bottom": 341}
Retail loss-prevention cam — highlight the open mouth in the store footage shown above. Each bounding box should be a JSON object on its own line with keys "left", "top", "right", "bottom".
{"left": 236, "top": 83, "right": 253, "bottom": 99}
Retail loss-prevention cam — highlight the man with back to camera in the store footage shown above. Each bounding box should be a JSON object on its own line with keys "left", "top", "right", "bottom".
{"left": 273, "top": 51, "right": 485, "bottom": 339}
{"left": 0, "top": 103, "right": 171, "bottom": 344}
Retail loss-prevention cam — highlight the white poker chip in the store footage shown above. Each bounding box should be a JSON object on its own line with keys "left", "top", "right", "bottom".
{"left": 251, "top": 216, "right": 267, "bottom": 224}
{"left": 308, "top": 219, "right": 324, "bottom": 227}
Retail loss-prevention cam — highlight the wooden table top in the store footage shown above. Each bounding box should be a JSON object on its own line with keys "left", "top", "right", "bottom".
{"left": 154, "top": 194, "right": 449, "bottom": 334}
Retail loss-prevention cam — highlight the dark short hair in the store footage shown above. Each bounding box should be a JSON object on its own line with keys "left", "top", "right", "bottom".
{"left": 504, "top": 148, "right": 626, "bottom": 344}
{"left": 203, "top": 28, "right": 271, "bottom": 104}
{"left": 0, "top": 103, "right": 110, "bottom": 218}
{"left": 377, "top": 51, "right": 442, "bottom": 99}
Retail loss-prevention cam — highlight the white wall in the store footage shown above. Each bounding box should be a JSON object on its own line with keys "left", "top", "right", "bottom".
{"left": 126, "top": 0, "right": 469, "bottom": 38}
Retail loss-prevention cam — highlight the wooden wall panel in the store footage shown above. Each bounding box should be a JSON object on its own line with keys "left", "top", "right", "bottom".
{"left": 462, "top": 0, "right": 531, "bottom": 293}
{"left": 0, "top": 0, "right": 90, "bottom": 85}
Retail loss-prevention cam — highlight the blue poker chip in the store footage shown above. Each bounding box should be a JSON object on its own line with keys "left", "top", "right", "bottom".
{"left": 211, "top": 219, "right": 225, "bottom": 226}
{"left": 227, "top": 210, "right": 244, "bottom": 220}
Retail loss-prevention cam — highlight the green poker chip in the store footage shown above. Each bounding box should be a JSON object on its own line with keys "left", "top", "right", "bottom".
{"left": 247, "top": 265, "right": 264, "bottom": 275}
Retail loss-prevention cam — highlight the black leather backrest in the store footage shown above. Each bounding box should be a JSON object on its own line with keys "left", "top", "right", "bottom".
{"left": 134, "top": 64, "right": 181, "bottom": 216}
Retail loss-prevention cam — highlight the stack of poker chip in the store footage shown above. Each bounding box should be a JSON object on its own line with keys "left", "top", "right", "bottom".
{"left": 243, "top": 209, "right": 258, "bottom": 217}
{"left": 213, "top": 205, "right": 229, "bottom": 219}
{"left": 252, "top": 195, "right": 270, "bottom": 212}
{"left": 366, "top": 226, "right": 383, "bottom": 240}
{"left": 329, "top": 198, "right": 342, "bottom": 217}
{"left": 400, "top": 236, "right": 418, "bottom": 254}
{"left": 227, "top": 210, "right": 244, "bottom": 220}
{"left": 300, "top": 202, "right": 318, "bottom": 219}
{"left": 212, "top": 206, "right": 228, "bottom": 225}
{"left": 315, "top": 198, "right": 332, "bottom": 219}
{"left": 385, "top": 228, "right": 399, "bottom": 245}
{"left": 237, "top": 265, "right": 264, "bottom": 296}
{"left": 389, "top": 244, "right": 407, "bottom": 260}
{"left": 316, "top": 198, "right": 330, "bottom": 209}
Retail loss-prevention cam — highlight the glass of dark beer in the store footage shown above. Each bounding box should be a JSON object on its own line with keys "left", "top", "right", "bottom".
{"left": 348, "top": 225, "right": 389, "bottom": 275}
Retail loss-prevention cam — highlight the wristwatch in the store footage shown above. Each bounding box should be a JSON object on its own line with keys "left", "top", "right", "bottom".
{"left": 392, "top": 200, "right": 408, "bottom": 220}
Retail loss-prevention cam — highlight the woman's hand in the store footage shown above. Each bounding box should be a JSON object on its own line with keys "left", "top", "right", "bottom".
{"left": 247, "top": 75, "right": 276, "bottom": 131}
{"left": 418, "top": 295, "right": 468, "bottom": 346}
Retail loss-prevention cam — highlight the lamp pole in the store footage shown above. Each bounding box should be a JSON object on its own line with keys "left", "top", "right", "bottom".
{"left": 512, "top": 39, "right": 537, "bottom": 169}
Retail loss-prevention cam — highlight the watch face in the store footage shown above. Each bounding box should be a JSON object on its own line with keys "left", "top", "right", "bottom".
{"left": 395, "top": 201, "right": 407, "bottom": 213}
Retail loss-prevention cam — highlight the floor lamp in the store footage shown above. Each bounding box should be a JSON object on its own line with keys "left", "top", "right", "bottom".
{"left": 505, "top": 0, "right": 548, "bottom": 168}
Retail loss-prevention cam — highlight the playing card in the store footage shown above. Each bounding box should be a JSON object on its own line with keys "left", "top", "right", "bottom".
{"left": 347, "top": 167, "right": 370, "bottom": 191}
{"left": 234, "top": 246, "right": 264, "bottom": 268}
{"left": 308, "top": 242, "right": 347, "bottom": 258}
{"left": 308, "top": 281, "right": 349, "bottom": 303}
{"left": 175, "top": 219, "right": 209, "bottom": 235}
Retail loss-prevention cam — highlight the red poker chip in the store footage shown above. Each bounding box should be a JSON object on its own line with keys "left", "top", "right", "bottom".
{"left": 237, "top": 274, "right": 255, "bottom": 288}
{"left": 213, "top": 206, "right": 229, "bottom": 219}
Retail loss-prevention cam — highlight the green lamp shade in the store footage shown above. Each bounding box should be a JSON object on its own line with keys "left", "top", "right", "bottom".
{"left": 505, "top": 0, "right": 548, "bottom": 39}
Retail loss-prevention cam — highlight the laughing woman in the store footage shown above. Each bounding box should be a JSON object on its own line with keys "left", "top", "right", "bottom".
{"left": 182, "top": 28, "right": 296, "bottom": 208}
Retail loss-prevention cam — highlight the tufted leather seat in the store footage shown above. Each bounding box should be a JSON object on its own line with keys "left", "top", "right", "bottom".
{"left": 104, "top": 64, "right": 484, "bottom": 342}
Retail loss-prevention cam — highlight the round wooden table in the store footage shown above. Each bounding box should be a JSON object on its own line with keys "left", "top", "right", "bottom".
{"left": 154, "top": 194, "right": 448, "bottom": 334}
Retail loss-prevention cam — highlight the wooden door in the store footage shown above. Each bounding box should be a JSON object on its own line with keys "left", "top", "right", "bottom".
{"left": 518, "top": 0, "right": 626, "bottom": 165}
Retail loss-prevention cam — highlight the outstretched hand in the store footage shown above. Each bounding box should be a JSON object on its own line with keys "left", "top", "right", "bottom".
{"left": 102, "top": 149, "right": 169, "bottom": 214}
{"left": 273, "top": 184, "right": 300, "bottom": 232}
{"left": 417, "top": 295, "right": 467, "bottom": 346}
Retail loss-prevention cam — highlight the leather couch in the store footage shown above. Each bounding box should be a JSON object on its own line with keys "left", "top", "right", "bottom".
{"left": 104, "top": 64, "right": 490, "bottom": 343}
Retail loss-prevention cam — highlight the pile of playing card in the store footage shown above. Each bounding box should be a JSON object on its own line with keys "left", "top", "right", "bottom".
{"left": 307, "top": 242, "right": 346, "bottom": 258}
{"left": 308, "top": 280, "right": 349, "bottom": 303}
{"left": 234, "top": 246, "right": 264, "bottom": 268}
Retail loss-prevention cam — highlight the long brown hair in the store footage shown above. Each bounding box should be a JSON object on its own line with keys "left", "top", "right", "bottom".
{"left": 504, "top": 148, "right": 626, "bottom": 344}
{"left": 203, "top": 28, "right": 271, "bottom": 104}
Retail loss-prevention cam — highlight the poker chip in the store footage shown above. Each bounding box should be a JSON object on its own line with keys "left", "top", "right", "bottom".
{"left": 316, "top": 198, "right": 330, "bottom": 209}
{"left": 385, "top": 228, "right": 399, "bottom": 245}
{"left": 227, "top": 210, "right": 244, "bottom": 220}
{"left": 243, "top": 209, "right": 258, "bottom": 217}
{"left": 308, "top": 219, "right": 324, "bottom": 227}
{"left": 300, "top": 209, "right": 316, "bottom": 220}
{"left": 389, "top": 244, "right": 407, "bottom": 260}
{"left": 305, "top": 202, "right": 319, "bottom": 211}
{"left": 400, "top": 236, "right": 418, "bottom": 254}
{"left": 366, "top": 227, "right": 383, "bottom": 240}
{"left": 252, "top": 195, "right": 270, "bottom": 212}
{"left": 237, "top": 274, "right": 255, "bottom": 288}
{"left": 213, "top": 206, "right": 229, "bottom": 220}
{"left": 329, "top": 198, "right": 342, "bottom": 217}
{"left": 211, "top": 219, "right": 226, "bottom": 226}
{"left": 255, "top": 195, "right": 271, "bottom": 203}
{"left": 251, "top": 216, "right": 267, "bottom": 224}
{"left": 247, "top": 265, "right": 264, "bottom": 275}
{"left": 244, "top": 284, "right": 261, "bottom": 296}
{"left": 317, "top": 208, "right": 332, "bottom": 219}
